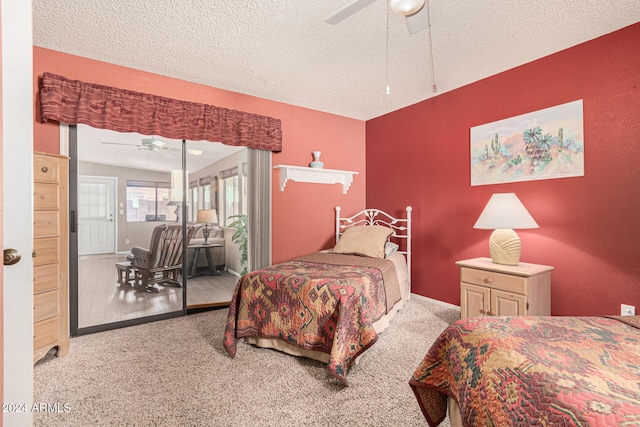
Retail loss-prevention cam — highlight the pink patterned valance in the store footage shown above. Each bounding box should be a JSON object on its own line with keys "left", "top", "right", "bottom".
{"left": 39, "top": 72, "right": 282, "bottom": 152}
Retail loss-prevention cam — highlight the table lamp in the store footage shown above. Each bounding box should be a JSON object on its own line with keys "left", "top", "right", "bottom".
{"left": 473, "top": 193, "right": 539, "bottom": 266}
{"left": 196, "top": 209, "right": 218, "bottom": 245}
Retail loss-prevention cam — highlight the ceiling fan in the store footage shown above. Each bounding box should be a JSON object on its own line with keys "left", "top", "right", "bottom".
{"left": 100, "top": 137, "right": 172, "bottom": 152}
{"left": 100, "top": 137, "right": 204, "bottom": 155}
{"left": 326, "top": 0, "right": 429, "bottom": 34}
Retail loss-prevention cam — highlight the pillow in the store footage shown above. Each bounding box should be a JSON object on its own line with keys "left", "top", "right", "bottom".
{"left": 384, "top": 241, "right": 399, "bottom": 258}
{"left": 332, "top": 225, "right": 393, "bottom": 259}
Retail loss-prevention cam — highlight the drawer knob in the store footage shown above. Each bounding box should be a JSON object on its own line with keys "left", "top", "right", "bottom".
{"left": 483, "top": 277, "right": 493, "bottom": 284}
{"left": 41, "top": 166, "right": 49, "bottom": 173}
{"left": 479, "top": 308, "right": 486, "bottom": 315}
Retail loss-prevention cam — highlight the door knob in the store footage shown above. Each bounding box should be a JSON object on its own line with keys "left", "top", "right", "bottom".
{"left": 4, "top": 248, "right": 22, "bottom": 265}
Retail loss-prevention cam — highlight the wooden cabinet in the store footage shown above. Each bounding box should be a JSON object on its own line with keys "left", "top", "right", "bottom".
{"left": 33, "top": 152, "right": 70, "bottom": 363}
{"left": 456, "top": 257, "right": 553, "bottom": 319}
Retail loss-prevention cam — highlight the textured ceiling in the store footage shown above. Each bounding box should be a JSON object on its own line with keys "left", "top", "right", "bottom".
{"left": 33, "top": 0, "right": 640, "bottom": 121}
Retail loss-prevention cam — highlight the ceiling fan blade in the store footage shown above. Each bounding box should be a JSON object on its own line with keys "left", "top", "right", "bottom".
{"left": 100, "top": 141, "right": 139, "bottom": 147}
{"left": 405, "top": 3, "right": 429, "bottom": 34}
{"left": 325, "top": 0, "right": 378, "bottom": 25}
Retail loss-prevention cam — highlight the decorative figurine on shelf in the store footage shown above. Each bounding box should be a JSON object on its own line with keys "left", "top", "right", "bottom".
{"left": 310, "top": 151, "right": 324, "bottom": 168}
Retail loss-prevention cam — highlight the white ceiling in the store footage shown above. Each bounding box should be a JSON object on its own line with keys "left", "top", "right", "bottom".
{"left": 33, "top": 0, "right": 640, "bottom": 121}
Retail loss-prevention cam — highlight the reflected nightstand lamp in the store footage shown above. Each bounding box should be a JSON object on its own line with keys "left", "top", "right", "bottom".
{"left": 196, "top": 209, "right": 218, "bottom": 245}
{"left": 473, "top": 193, "right": 539, "bottom": 266}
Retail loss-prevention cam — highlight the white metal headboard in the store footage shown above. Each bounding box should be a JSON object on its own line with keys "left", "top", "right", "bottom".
{"left": 335, "top": 206, "right": 412, "bottom": 289}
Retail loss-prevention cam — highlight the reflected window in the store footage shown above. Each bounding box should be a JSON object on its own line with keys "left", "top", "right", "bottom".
{"left": 203, "top": 185, "right": 211, "bottom": 210}
{"left": 220, "top": 167, "right": 240, "bottom": 226}
{"left": 126, "top": 180, "right": 174, "bottom": 222}
{"left": 189, "top": 183, "right": 198, "bottom": 222}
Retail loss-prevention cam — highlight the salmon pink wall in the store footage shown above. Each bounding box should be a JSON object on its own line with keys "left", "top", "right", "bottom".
{"left": 33, "top": 47, "right": 366, "bottom": 263}
{"left": 367, "top": 23, "right": 640, "bottom": 316}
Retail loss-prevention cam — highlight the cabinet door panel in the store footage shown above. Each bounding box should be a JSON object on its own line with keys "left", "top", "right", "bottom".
{"left": 492, "top": 289, "right": 526, "bottom": 316}
{"left": 461, "top": 282, "right": 490, "bottom": 318}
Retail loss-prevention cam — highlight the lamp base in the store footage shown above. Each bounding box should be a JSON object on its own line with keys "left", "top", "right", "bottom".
{"left": 202, "top": 225, "right": 210, "bottom": 245}
{"left": 489, "top": 229, "right": 521, "bottom": 266}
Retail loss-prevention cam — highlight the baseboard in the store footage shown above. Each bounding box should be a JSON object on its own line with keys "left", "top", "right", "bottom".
{"left": 410, "top": 293, "right": 461, "bottom": 311}
{"left": 226, "top": 268, "right": 242, "bottom": 278}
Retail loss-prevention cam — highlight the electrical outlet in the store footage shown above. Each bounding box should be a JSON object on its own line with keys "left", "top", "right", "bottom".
{"left": 621, "top": 304, "right": 636, "bottom": 316}
{"left": 125, "top": 239, "right": 130, "bottom": 245}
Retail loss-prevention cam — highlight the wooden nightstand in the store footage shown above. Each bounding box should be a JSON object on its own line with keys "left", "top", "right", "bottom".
{"left": 456, "top": 257, "right": 553, "bottom": 319}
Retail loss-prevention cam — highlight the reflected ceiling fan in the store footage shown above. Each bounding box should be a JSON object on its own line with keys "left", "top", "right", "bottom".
{"left": 100, "top": 137, "right": 203, "bottom": 155}
{"left": 100, "top": 137, "right": 172, "bottom": 152}
{"left": 326, "top": 0, "right": 429, "bottom": 34}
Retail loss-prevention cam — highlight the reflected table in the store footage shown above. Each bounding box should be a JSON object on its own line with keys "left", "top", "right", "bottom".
{"left": 188, "top": 243, "right": 223, "bottom": 278}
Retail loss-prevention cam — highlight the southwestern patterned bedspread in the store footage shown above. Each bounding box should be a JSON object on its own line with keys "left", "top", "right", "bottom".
{"left": 410, "top": 315, "right": 640, "bottom": 426}
{"left": 223, "top": 252, "right": 401, "bottom": 385}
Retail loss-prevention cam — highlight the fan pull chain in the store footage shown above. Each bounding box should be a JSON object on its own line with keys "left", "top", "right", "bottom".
{"left": 385, "top": 4, "right": 391, "bottom": 95}
{"left": 426, "top": 0, "right": 437, "bottom": 93}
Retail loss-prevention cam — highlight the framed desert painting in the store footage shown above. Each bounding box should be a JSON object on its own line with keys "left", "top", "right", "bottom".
{"left": 470, "top": 100, "right": 584, "bottom": 186}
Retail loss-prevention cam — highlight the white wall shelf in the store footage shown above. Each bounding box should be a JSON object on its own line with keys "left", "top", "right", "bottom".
{"left": 273, "top": 165, "right": 358, "bottom": 194}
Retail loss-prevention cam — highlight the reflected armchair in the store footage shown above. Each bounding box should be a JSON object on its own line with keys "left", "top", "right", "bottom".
{"left": 131, "top": 223, "right": 200, "bottom": 292}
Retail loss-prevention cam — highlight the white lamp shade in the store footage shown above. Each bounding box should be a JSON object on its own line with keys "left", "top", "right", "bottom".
{"left": 197, "top": 209, "right": 218, "bottom": 224}
{"left": 389, "top": 0, "right": 426, "bottom": 16}
{"left": 473, "top": 193, "right": 539, "bottom": 230}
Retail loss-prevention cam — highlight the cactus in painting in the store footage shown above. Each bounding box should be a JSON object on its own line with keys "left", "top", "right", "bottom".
{"left": 491, "top": 133, "right": 501, "bottom": 155}
{"left": 485, "top": 144, "right": 489, "bottom": 159}
{"left": 557, "top": 127, "right": 564, "bottom": 150}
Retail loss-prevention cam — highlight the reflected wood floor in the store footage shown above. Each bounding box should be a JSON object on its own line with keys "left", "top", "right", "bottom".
{"left": 78, "top": 254, "right": 238, "bottom": 328}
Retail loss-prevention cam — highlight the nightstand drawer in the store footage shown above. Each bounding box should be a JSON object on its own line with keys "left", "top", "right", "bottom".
{"left": 34, "top": 290, "right": 59, "bottom": 322}
{"left": 461, "top": 267, "right": 526, "bottom": 294}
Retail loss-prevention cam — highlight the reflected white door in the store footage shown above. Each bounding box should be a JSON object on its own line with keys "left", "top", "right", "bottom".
{"left": 78, "top": 176, "right": 116, "bottom": 255}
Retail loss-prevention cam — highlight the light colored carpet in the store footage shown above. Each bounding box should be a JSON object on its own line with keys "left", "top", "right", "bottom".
{"left": 34, "top": 297, "right": 459, "bottom": 426}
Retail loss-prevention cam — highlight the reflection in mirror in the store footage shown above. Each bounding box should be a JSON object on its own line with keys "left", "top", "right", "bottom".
{"left": 75, "top": 125, "right": 185, "bottom": 329}
{"left": 185, "top": 141, "right": 247, "bottom": 309}
{"left": 74, "top": 125, "right": 245, "bottom": 330}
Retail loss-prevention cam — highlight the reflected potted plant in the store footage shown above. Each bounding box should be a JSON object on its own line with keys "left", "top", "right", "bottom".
{"left": 227, "top": 214, "right": 248, "bottom": 275}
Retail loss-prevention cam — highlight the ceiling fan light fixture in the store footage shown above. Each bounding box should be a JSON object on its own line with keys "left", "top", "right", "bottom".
{"left": 388, "top": 0, "right": 425, "bottom": 16}
{"left": 141, "top": 137, "right": 166, "bottom": 148}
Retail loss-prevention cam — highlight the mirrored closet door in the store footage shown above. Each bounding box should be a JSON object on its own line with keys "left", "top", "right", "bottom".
{"left": 72, "top": 125, "right": 186, "bottom": 333}
{"left": 70, "top": 125, "right": 269, "bottom": 335}
{"left": 184, "top": 141, "right": 247, "bottom": 309}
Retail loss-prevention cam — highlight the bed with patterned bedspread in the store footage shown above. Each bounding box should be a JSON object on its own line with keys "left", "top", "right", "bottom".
{"left": 223, "top": 251, "right": 402, "bottom": 385}
{"left": 410, "top": 315, "right": 640, "bottom": 426}
{"left": 224, "top": 207, "right": 411, "bottom": 385}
